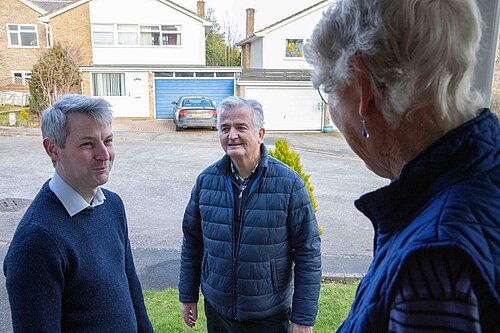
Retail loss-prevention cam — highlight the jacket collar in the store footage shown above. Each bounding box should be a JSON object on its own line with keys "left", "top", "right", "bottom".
{"left": 216, "top": 144, "right": 269, "bottom": 176}
{"left": 355, "top": 109, "right": 499, "bottom": 231}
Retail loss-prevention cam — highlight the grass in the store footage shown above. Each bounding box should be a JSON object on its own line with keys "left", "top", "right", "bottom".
{"left": 0, "top": 105, "right": 40, "bottom": 127}
{"left": 143, "top": 280, "right": 359, "bottom": 333}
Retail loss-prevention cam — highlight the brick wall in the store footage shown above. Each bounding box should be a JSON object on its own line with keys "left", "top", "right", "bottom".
{"left": 0, "top": 0, "right": 48, "bottom": 81}
{"left": 50, "top": 2, "right": 92, "bottom": 66}
{"left": 81, "top": 72, "right": 91, "bottom": 96}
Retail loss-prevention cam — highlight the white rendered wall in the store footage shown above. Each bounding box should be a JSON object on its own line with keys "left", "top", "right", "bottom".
{"left": 89, "top": 0, "right": 206, "bottom": 65}
{"left": 258, "top": 9, "right": 326, "bottom": 69}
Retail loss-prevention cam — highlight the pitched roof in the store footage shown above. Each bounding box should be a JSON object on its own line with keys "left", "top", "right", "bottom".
{"left": 237, "top": 0, "right": 334, "bottom": 46}
{"left": 38, "top": 0, "right": 212, "bottom": 26}
{"left": 18, "top": 0, "right": 74, "bottom": 14}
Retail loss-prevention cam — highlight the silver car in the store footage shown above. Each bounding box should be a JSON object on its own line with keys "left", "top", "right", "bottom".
{"left": 172, "top": 96, "right": 217, "bottom": 131}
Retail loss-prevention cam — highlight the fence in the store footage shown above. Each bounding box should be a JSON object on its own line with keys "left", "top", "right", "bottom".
{"left": 0, "top": 92, "right": 29, "bottom": 106}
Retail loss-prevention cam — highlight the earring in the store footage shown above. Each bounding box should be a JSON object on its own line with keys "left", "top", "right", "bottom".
{"left": 361, "top": 120, "right": 370, "bottom": 138}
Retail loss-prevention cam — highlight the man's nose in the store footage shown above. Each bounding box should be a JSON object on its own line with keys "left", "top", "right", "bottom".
{"left": 95, "top": 142, "right": 110, "bottom": 160}
{"left": 228, "top": 128, "right": 238, "bottom": 139}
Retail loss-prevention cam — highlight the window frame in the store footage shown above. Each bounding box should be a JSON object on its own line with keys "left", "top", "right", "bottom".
{"left": 284, "top": 38, "right": 308, "bottom": 59}
{"left": 7, "top": 24, "right": 39, "bottom": 48}
{"left": 91, "top": 73, "right": 126, "bottom": 97}
{"left": 11, "top": 71, "right": 31, "bottom": 85}
{"left": 91, "top": 23, "right": 182, "bottom": 47}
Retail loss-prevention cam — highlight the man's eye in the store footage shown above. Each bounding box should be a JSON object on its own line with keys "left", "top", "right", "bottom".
{"left": 104, "top": 138, "right": 113, "bottom": 145}
{"left": 81, "top": 142, "right": 93, "bottom": 147}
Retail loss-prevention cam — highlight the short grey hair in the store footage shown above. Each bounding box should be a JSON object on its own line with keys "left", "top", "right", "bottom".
{"left": 41, "top": 94, "right": 113, "bottom": 148}
{"left": 305, "top": 0, "right": 483, "bottom": 131}
{"left": 216, "top": 96, "right": 265, "bottom": 132}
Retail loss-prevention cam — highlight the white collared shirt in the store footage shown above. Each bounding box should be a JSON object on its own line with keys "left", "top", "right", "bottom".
{"left": 49, "top": 171, "right": 106, "bottom": 217}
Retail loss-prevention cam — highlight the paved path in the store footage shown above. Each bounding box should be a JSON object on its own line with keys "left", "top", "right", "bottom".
{"left": 0, "top": 122, "right": 387, "bottom": 332}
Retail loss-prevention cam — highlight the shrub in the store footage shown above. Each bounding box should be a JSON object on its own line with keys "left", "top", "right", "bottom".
{"left": 269, "top": 138, "right": 323, "bottom": 235}
{"left": 29, "top": 42, "right": 81, "bottom": 114}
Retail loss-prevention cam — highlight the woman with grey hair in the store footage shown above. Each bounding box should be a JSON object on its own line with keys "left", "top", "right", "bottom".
{"left": 306, "top": 0, "right": 499, "bottom": 332}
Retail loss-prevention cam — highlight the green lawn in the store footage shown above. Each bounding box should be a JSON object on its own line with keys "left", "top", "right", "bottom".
{"left": 144, "top": 280, "right": 358, "bottom": 333}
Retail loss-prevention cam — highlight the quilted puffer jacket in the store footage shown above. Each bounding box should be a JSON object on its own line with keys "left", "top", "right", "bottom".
{"left": 179, "top": 145, "right": 321, "bottom": 326}
{"left": 338, "top": 109, "right": 500, "bottom": 332}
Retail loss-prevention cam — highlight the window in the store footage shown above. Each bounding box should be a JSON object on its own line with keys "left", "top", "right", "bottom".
{"left": 92, "top": 73, "right": 125, "bottom": 96}
{"left": 117, "top": 24, "right": 138, "bottom": 45}
{"left": 8, "top": 24, "right": 38, "bottom": 47}
{"left": 175, "top": 72, "right": 194, "bottom": 77}
{"left": 140, "top": 25, "right": 181, "bottom": 46}
{"left": 92, "top": 24, "right": 114, "bottom": 45}
{"left": 92, "top": 24, "right": 181, "bottom": 46}
{"left": 196, "top": 72, "right": 214, "bottom": 77}
{"left": 12, "top": 71, "right": 31, "bottom": 85}
{"left": 285, "top": 38, "right": 308, "bottom": 58}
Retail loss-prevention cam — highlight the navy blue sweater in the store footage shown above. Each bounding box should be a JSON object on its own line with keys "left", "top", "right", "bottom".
{"left": 3, "top": 181, "right": 153, "bottom": 333}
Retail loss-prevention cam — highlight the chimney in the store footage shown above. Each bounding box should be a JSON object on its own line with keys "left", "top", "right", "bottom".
{"left": 242, "top": 8, "right": 255, "bottom": 69}
{"left": 246, "top": 8, "right": 255, "bottom": 36}
{"left": 197, "top": 0, "right": 205, "bottom": 18}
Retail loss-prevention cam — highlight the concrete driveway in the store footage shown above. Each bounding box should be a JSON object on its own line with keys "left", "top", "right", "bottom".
{"left": 0, "top": 121, "right": 387, "bottom": 332}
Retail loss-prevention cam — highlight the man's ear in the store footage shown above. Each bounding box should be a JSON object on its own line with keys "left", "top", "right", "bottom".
{"left": 43, "top": 138, "right": 61, "bottom": 161}
{"left": 258, "top": 128, "right": 265, "bottom": 144}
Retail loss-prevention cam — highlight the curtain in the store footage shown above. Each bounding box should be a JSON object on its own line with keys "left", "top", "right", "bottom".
{"left": 92, "top": 73, "right": 125, "bottom": 96}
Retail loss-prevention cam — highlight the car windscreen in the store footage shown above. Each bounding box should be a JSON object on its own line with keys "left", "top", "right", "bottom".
{"left": 182, "top": 98, "right": 214, "bottom": 107}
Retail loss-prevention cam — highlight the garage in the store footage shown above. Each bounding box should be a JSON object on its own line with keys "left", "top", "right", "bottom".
{"left": 241, "top": 84, "right": 324, "bottom": 131}
{"left": 154, "top": 78, "right": 235, "bottom": 118}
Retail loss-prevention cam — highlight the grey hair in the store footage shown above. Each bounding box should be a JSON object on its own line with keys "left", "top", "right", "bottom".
{"left": 216, "top": 96, "right": 265, "bottom": 132}
{"left": 41, "top": 94, "right": 113, "bottom": 148}
{"left": 305, "top": 0, "right": 484, "bottom": 131}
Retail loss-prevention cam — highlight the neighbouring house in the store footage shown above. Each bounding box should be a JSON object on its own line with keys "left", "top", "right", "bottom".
{"left": 1, "top": 0, "right": 240, "bottom": 118}
{"left": 236, "top": 0, "right": 335, "bottom": 131}
{"left": 0, "top": 0, "right": 72, "bottom": 105}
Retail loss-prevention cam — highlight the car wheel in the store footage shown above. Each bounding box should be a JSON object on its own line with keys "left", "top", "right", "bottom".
{"left": 212, "top": 127, "right": 218, "bottom": 131}
{"left": 175, "top": 125, "right": 182, "bottom": 132}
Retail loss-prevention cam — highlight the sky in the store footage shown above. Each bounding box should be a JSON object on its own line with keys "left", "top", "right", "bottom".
{"left": 178, "top": 0, "right": 320, "bottom": 42}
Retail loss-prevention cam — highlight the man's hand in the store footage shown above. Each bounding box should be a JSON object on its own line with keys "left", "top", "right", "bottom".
{"left": 291, "top": 322, "right": 313, "bottom": 333}
{"left": 181, "top": 302, "right": 198, "bottom": 327}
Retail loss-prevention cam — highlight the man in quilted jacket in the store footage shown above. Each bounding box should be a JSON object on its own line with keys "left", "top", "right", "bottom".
{"left": 179, "top": 96, "right": 322, "bottom": 333}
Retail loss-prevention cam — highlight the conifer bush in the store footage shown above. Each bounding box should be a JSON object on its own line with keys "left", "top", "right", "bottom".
{"left": 269, "top": 138, "right": 323, "bottom": 235}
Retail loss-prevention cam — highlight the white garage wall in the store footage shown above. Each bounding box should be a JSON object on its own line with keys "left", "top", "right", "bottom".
{"left": 242, "top": 84, "right": 323, "bottom": 131}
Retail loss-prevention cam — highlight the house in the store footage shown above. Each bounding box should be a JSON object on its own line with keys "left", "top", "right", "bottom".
{"left": 236, "top": 0, "right": 335, "bottom": 131}
{"left": 1, "top": 0, "right": 240, "bottom": 118}
{"left": 0, "top": 0, "right": 72, "bottom": 104}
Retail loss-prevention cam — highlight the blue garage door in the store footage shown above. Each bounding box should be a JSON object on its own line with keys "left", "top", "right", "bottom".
{"left": 155, "top": 79, "right": 234, "bottom": 118}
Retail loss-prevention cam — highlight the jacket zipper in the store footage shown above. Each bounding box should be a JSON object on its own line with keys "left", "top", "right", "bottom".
{"left": 229, "top": 170, "right": 262, "bottom": 320}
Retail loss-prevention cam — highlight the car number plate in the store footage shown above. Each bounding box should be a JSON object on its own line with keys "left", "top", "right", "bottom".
{"left": 191, "top": 113, "right": 210, "bottom": 118}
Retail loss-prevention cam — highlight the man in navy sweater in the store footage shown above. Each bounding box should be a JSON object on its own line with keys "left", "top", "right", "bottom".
{"left": 3, "top": 94, "right": 153, "bottom": 332}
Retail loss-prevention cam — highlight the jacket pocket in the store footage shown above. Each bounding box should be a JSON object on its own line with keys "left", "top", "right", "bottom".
{"left": 270, "top": 259, "right": 279, "bottom": 292}
{"left": 202, "top": 251, "right": 209, "bottom": 280}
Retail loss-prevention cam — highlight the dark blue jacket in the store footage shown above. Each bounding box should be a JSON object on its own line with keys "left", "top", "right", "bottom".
{"left": 338, "top": 110, "right": 500, "bottom": 332}
{"left": 179, "top": 145, "right": 321, "bottom": 326}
